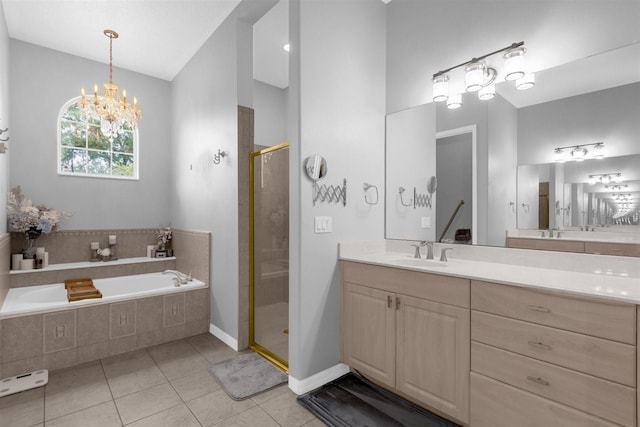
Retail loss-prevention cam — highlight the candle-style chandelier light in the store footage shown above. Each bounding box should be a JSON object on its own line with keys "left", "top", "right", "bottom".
{"left": 80, "top": 29, "right": 141, "bottom": 141}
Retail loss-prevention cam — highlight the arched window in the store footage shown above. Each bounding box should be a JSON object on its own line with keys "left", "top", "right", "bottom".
{"left": 57, "top": 97, "right": 139, "bottom": 179}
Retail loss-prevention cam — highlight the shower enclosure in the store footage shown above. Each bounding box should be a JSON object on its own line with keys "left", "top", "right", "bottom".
{"left": 249, "top": 142, "right": 290, "bottom": 372}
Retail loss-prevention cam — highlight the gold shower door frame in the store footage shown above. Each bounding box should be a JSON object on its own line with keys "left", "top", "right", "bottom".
{"left": 249, "top": 141, "right": 289, "bottom": 373}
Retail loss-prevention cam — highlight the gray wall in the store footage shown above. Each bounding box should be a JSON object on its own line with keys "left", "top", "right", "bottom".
{"left": 436, "top": 134, "right": 472, "bottom": 241}
{"left": 0, "top": 2, "right": 9, "bottom": 233}
{"left": 288, "top": 0, "right": 386, "bottom": 381}
{"left": 254, "top": 80, "right": 288, "bottom": 148}
{"left": 0, "top": 2, "right": 10, "bottom": 305}
{"left": 171, "top": 12, "right": 243, "bottom": 342}
{"left": 9, "top": 40, "right": 172, "bottom": 230}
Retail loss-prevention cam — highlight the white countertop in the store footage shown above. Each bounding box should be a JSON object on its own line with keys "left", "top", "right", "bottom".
{"left": 339, "top": 240, "right": 640, "bottom": 305}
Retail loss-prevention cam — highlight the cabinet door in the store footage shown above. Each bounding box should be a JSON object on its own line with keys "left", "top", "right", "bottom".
{"left": 396, "top": 294, "right": 470, "bottom": 424}
{"left": 342, "top": 282, "right": 396, "bottom": 387}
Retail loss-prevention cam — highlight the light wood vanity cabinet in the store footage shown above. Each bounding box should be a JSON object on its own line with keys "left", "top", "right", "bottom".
{"left": 341, "top": 261, "right": 470, "bottom": 424}
{"left": 470, "top": 280, "right": 637, "bottom": 427}
{"left": 506, "top": 236, "right": 640, "bottom": 257}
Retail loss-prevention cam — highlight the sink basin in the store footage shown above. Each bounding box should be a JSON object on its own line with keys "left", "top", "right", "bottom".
{"left": 391, "top": 257, "right": 447, "bottom": 268}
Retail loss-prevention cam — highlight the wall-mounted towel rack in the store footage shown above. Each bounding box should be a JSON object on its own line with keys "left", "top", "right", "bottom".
{"left": 363, "top": 183, "right": 379, "bottom": 205}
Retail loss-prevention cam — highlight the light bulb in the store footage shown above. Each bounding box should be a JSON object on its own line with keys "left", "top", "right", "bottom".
{"left": 433, "top": 75, "right": 449, "bottom": 102}
{"left": 478, "top": 84, "right": 495, "bottom": 100}
{"left": 465, "top": 62, "right": 485, "bottom": 92}
{"left": 503, "top": 46, "right": 526, "bottom": 81}
{"left": 446, "top": 93, "right": 462, "bottom": 109}
{"left": 516, "top": 73, "right": 535, "bottom": 90}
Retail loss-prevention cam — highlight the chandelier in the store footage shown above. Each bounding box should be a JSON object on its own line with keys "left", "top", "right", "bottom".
{"left": 80, "top": 29, "right": 141, "bottom": 141}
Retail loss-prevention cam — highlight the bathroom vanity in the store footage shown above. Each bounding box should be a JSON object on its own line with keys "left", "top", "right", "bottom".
{"left": 340, "top": 240, "right": 640, "bottom": 426}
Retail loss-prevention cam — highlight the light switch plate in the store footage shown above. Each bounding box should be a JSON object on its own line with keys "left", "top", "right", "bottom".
{"left": 421, "top": 216, "right": 431, "bottom": 228}
{"left": 314, "top": 216, "right": 333, "bottom": 233}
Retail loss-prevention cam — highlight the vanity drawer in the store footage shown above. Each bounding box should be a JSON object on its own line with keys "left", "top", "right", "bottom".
{"left": 471, "top": 341, "right": 636, "bottom": 426}
{"left": 341, "top": 261, "right": 469, "bottom": 308}
{"left": 470, "top": 372, "right": 620, "bottom": 427}
{"left": 471, "top": 310, "right": 636, "bottom": 386}
{"left": 585, "top": 241, "right": 640, "bottom": 257}
{"left": 471, "top": 280, "right": 636, "bottom": 344}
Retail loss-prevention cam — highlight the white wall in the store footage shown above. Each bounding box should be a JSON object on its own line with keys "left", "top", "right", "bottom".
{"left": 9, "top": 40, "right": 172, "bottom": 230}
{"left": 386, "top": 0, "right": 640, "bottom": 114}
{"left": 0, "top": 2, "right": 9, "bottom": 233}
{"left": 288, "top": 0, "right": 386, "bottom": 381}
{"left": 487, "top": 94, "right": 518, "bottom": 245}
{"left": 518, "top": 82, "right": 640, "bottom": 164}
{"left": 385, "top": 103, "right": 436, "bottom": 241}
{"left": 254, "top": 80, "right": 287, "bottom": 147}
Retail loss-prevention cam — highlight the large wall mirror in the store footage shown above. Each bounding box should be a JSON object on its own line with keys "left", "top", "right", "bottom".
{"left": 386, "top": 42, "right": 640, "bottom": 246}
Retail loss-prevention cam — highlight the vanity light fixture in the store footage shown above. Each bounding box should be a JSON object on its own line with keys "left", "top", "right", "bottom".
{"left": 432, "top": 41, "right": 532, "bottom": 105}
{"left": 516, "top": 73, "right": 536, "bottom": 90}
{"left": 605, "top": 185, "right": 628, "bottom": 191}
{"left": 553, "top": 142, "right": 605, "bottom": 163}
{"left": 587, "top": 172, "right": 622, "bottom": 185}
{"left": 446, "top": 93, "right": 462, "bottom": 109}
{"left": 571, "top": 146, "right": 588, "bottom": 161}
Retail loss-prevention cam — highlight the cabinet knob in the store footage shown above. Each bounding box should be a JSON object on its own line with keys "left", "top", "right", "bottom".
{"left": 387, "top": 295, "right": 392, "bottom": 308}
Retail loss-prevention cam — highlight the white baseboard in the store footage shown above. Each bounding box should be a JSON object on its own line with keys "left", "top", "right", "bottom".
{"left": 288, "top": 363, "right": 350, "bottom": 395}
{"left": 209, "top": 323, "right": 238, "bottom": 351}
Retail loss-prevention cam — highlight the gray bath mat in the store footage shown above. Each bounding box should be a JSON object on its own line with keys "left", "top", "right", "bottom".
{"left": 208, "top": 352, "right": 287, "bottom": 400}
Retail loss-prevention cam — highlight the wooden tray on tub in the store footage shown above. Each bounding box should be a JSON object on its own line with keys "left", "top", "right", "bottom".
{"left": 65, "top": 278, "right": 102, "bottom": 301}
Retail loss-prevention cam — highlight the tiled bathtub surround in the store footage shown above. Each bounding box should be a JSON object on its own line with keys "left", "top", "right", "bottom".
{"left": 10, "top": 228, "right": 162, "bottom": 265}
{"left": 0, "top": 287, "right": 210, "bottom": 379}
{"left": 0, "top": 228, "right": 212, "bottom": 379}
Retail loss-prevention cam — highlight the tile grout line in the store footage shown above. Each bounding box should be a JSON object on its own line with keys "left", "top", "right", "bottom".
{"left": 98, "top": 356, "right": 125, "bottom": 426}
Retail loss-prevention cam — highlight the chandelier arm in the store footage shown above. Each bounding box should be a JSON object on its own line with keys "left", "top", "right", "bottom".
{"left": 433, "top": 41, "right": 524, "bottom": 78}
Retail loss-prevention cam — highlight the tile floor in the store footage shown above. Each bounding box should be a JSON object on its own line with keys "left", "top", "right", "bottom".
{"left": 0, "top": 333, "right": 324, "bottom": 427}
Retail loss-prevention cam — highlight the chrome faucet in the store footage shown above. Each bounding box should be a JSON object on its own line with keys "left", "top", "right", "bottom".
{"left": 440, "top": 247, "right": 453, "bottom": 262}
{"left": 162, "top": 270, "right": 192, "bottom": 285}
{"left": 424, "top": 241, "right": 434, "bottom": 260}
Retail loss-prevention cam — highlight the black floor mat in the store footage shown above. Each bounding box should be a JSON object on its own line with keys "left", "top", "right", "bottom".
{"left": 297, "top": 373, "right": 460, "bottom": 427}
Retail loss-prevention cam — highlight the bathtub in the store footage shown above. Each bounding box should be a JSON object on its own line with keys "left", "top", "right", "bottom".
{"left": 0, "top": 272, "right": 206, "bottom": 317}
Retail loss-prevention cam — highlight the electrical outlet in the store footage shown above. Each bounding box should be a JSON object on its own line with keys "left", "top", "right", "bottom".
{"left": 314, "top": 216, "right": 333, "bottom": 233}
{"left": 421, "top": 216, "right": 431, "bottom": 228}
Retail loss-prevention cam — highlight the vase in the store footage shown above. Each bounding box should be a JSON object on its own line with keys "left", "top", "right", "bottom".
{"left": 22, "top": 227, "right": 42, "bottom": 259}
{"left": 23, "top": 238, "right": 38, "bottom": 259}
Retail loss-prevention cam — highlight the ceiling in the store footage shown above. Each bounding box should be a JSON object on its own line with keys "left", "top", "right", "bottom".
{"left": 1, "top": 1, "right": 637, "bottom": 100}
{"left": 1, "top": 0, "right": 243, "bottom": 82}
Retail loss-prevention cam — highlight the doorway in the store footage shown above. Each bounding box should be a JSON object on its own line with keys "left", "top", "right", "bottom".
{"left": 435, "top": 127, "right": 475, "bottom": 244}
{"left": 249, "top": 142, "right": 290, "bottom": 372}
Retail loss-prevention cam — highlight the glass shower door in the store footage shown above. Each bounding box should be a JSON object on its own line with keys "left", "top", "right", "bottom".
{"left": 249, "top": 142, "right": 289, "bottom": 372}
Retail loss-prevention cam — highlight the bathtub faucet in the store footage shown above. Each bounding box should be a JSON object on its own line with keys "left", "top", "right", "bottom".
{"left": 162, "top": 270, "right": 192, "bottom": 285}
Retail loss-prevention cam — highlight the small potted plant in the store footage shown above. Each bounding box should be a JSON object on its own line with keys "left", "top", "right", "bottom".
{"left": 156, "top": 226, "right": 173, "bottom": 257}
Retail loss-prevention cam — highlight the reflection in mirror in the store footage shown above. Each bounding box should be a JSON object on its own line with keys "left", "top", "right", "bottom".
{"left": 518, "top": 154, "right": 640, "bottom": 230}
{"left": 304, "top": 154, "right": 327, "bottom": 181}
{"left": 386, "top": 43, "right": 640, "bottom": 246}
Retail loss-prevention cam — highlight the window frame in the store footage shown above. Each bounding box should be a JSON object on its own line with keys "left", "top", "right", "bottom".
{"left": 57, "top": 96, "right": 140, "bottom": 180}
